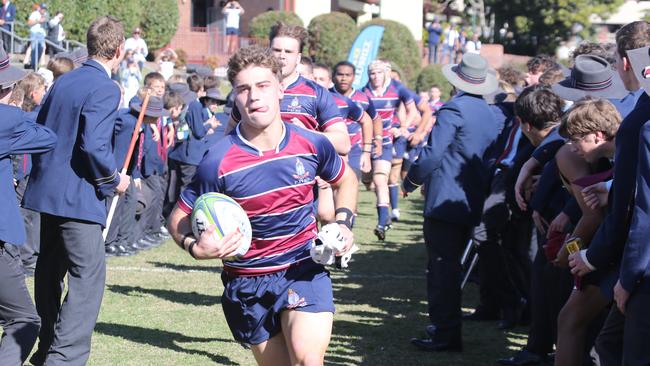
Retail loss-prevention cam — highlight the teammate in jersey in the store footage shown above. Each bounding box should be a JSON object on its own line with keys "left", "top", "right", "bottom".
{"left": 227, "top": 22, "right": 350, "bottom": 155}
{"left": 167, "top": 46, "right": 358, "bottom": 365}
{"left": 363, "top": 60, "right": 417, "bottom": 240}
{"left": 386, "top": 67, "right": 432, "bottom": 221}
{"left": 313, "top": 62, "right": 374, "bottom": 177}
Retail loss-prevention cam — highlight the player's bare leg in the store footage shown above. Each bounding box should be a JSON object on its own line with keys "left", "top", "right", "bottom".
{"left": 281, "top": 310, "right": 333, "bottom": 366}
{"left": 250, "top": 333, "right": 292, "bottom": 366}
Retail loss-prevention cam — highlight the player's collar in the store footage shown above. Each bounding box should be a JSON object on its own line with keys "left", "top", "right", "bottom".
{"left": 282, "top": 72, "right": 300, "bottom": 90}
{"left": 235, "top": 121, "right": 287, "bottom": 156}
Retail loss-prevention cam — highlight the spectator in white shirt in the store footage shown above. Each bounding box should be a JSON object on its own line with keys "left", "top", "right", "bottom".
{"left": 222, "top": 0, "right": 244, "bottom": 54}
{"left": 441, "top": 25, "right": 459, "bottom": 64}
{"left": 125, "top": 27, "right": 148, "bottom": 70}
{"left": 46, "top": 11, "right": 64, "bottom": 57}
{"left": 465, "top": 33, "right": 482, "bottom": 55}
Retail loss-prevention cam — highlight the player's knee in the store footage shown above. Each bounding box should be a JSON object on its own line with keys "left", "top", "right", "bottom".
{"left": 294, "top": 351, "right": 325, "bottom": 366}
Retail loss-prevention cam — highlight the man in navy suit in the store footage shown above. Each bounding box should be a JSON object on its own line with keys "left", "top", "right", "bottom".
{"left": 403, "top": 53, "right": 500, "bottom": 352}
{"left": 0, "top": 0, "right": 16, "bottom": 53}
{"left": 0, "top": 38, "right": 56, "bottom": 366}
{"left": 22, "top": 16, "right": 129, "bottom": 366}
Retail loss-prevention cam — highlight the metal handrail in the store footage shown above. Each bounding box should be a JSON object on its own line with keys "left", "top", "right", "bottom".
{"left": 1, "top": 21, "right": 85, "bottom": 56}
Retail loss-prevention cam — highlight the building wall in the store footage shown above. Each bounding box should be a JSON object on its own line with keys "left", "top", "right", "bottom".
{"left": 378, "top": 0, "right": 423, "bottom": 41}
{"left": 169, "top": 0, "right": 211, "bottom": 62}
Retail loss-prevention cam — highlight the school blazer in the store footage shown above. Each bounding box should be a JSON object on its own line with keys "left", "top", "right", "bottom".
{"left": 1, "top": 105, "right": 56, "bottom": 245}
{"left": 23, "top": 59, "right": 121, "bottom": 226}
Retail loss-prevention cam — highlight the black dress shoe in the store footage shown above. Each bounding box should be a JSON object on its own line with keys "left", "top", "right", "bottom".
{"left": 410, "top": 337, "right": 463, "bottom": 352}
{"left": 497, "top": 349, "right": 545, "bottom": 365}
{"left": 463, "top": 308, "right": 500, "bottom": 321}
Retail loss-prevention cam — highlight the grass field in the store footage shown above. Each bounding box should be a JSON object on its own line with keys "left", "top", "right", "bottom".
{"left": 23, "top": 190, "right": 528, "bottom": 365}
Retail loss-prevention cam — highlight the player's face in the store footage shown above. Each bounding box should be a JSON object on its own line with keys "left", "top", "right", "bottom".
{"left": 369, "top": 69, "right": 385, "bottom": 89}
{"left": 334, "top": 65, "right": 354, "bottom": 93}
{"left": 233, "top": 66, "right": 283, "bottom": 130}
{"left": 149, "top": 80, "right": 166, "bottom": 97}
{"left": 271, "top": 37, "right": 301, "bottom": 78}
{"left": 312, "top": 68, "right": 331, "bottom": 89}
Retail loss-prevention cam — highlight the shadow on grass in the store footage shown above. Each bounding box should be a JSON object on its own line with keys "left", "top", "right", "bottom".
{"left": 147, "top": 261, "right": 222, "bottom": 273}
{"left": 327, "top": 195, "right": 524, "bottom": 365}
{"left": 107, "top": 284, "right": 219, "bottom": 306}
{"left": 94, "top": 322, "right": 239, "bottom": 365}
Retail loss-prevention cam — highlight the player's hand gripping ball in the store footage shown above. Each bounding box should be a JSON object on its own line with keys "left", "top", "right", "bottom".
{"left": 191, "top": 192, "right": 252, "bottom": 260}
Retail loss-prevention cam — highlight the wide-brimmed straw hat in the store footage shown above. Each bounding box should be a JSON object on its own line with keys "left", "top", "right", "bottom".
{"left": 442, "top": 53, "right": 498, "bottom": 96}
{"left": 0, "top": 39, "right": 27, "bottom": 88}
{"left": 552, "top": 54, "right": 627, "bottom": 101}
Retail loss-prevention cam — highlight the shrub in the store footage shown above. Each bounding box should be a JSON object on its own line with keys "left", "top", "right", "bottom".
{"left": 307, "top": 12, "right": 358, "bottom": 68}
{"left": 416, "top": 64, "right": 453, "bottom": 99}
{"left": 11, "top": 0, "right": 177, "bottom": 52}
{"left": 360, "top": 19, "right": 421, "bottom": 87}
{"left": 248, "top": 11, "right": 304, "bottom": 40}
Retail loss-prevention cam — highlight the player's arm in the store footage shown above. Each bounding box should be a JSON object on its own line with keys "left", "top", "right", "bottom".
{"left": 359, "top": 111, "right": 373, "bottom": 173}
{"left": 318, "top": 88, "right": 351, "bottom": 155}
{"left": 167, "top": 154, "right": 243, "bottom": 260}
{"left": 322, "top": 121, "right": 351, "bottom": 155}
{"left": 410, "top": 100, "right": 433, "bottom": 146}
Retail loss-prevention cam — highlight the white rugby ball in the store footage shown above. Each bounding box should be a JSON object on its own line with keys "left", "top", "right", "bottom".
{"left": 190, "top": 192, "right": 252, "bottom": 260}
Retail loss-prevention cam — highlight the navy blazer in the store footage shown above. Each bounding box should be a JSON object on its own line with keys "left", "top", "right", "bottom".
{"left": 23, "top": 60, "right": 122, "bottom": 226}
{"left": 403, "top": 93, "right": 500, "bottom": 225}
{"left": 168, "top": 100, "right": 210, "bottom": 166}
{"left": 585, "top": 93, "right": 650, "bottom": 270}
{"left": 1, "top": 104, "right": 56, "bottom": 245}
{"left": 620, "top": 120, "right": 650, "bottom": 293}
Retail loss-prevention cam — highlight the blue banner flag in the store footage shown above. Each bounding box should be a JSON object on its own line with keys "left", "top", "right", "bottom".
{"left": 347, "top": 25, "right": 384, "bottom": 90}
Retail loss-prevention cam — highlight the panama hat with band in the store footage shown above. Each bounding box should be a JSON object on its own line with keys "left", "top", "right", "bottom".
{"left": 0, "top": 39, "right": 27, "bottom": 89}
{"left": 552, "top": 54, "right": 627, "bottom": 101}
{"left": 442, "top": 53, "right": 498, "bottom": 96}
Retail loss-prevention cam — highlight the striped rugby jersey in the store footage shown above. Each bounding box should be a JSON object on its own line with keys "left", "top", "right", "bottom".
{"left": 178, "top": 122, "right": 346, "bottom": 276}
{"left": 232, "top": 74, "right": 344, "bottom": 132}
{"left": 363, "top": 79, "right": 414, "bottom": 144}
{"left": 328, "top": 87, "right": 366, "bottom": 150}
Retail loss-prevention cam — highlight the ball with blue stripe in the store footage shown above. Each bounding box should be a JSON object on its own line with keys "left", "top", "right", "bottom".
{"left": 190, "top": 192, "right": 252, "bottom": 260}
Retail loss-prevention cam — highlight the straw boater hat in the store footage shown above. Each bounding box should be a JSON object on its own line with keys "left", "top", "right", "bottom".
{"left": 129, "top": 96, "right": 170, "bottom": 118}
{"left": 552, "top": 54, "right": 628, "bottom": 101}
{"left": 626, "top": 45, "right": 650, "bottom": 96}
{"left": 168, "top": 82, "right": 195, "bottom": 105}
{"left": 0, "top": 39, "right": 27, "bottom": 89}
{"left": 442, "top": 53, "right": 498, "bottom": 95}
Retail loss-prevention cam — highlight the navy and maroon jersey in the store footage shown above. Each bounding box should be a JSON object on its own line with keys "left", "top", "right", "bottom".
{"left": 179, "top": 122, "right": 346, "bottom": 276}
{"left": 363, "top": 78, "right": 414, "bottom": 144}
{"left": 329, "top": 87, "right": 366, "bottom": 150}
{"left": 232, "top": 75, "right": 344, "bottom": 132}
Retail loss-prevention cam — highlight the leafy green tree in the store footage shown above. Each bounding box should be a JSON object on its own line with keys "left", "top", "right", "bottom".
{"left": 307, "top": 12, "right": 358, "bottom": 68}
{"left": 140, "top": 0, "right": 178, "bottom": 50}
{"left": 416, "top": 64, "right": 453, "bottom": 99}
{"left": 360, "top": 19, "right": 420, "bottom": 86}
{"left": 248, "top": 11, "right": 304, "bottom": 40}
{"left": 485, "top": 0, "right": 623, "bottom": 54}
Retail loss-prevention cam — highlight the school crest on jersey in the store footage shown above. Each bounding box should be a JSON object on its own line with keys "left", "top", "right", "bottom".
{"left": 287, "top": 96, "right": 302, "bottom": 113}
{"left": 292, "top": 158, "right": 310, "bottom": 184}
{"left": 384, "top": 100, "right": 392, "bottom": 109}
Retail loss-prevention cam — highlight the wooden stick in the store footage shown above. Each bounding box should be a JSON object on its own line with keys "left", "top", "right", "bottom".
{"left": 103, "top": 91, "right": 152, "bottom": 241}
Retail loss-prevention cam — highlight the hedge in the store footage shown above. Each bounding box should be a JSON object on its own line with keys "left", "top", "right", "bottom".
{"left": 416, "top": 64, "right": 453, "bottom": 99}
{"left": 307, "top": 12, "right": 358, "bottom": 68}
{"left": 10, "top": 0, "right": 178, "bottom": 51}
{"left": 248, "top": 11, "right": 304, "bottom": 40}
{"left": 360, "top": 19, "right": 420, "bottom": 87}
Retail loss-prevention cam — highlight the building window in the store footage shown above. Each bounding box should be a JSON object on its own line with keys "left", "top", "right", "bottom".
{"left": 192, "top": 0, "right": 210, "bottom": 28}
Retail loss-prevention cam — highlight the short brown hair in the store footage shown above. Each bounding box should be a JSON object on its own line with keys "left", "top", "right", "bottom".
{"left": 616, "top": 21, "right": 650, "bottom": 60}
{"left": 559, "top": 97, "right": 621, "bottom": 140}
{"left": 87, "top": 16, "right": 124, "bottom": 60}
{"left": 227, "top": 45, "right": 282, "bottom": 85}
{"left": 269, "top": 22, "right": 308, "bottom": 50}
{"left": 164, "top": 91, "right": 185, "bottom": 109}
{"left": 203, "top": 75, "right": 220, "bottom": 90}
{"left": 47, "top": 57, "right": 74, "bottom": 80}
{"left": 497, "top": 65, "right": 525, "bottom": 88}
{"left": 186, "top": 74, "right": 204, "bottom": 93}
{"left": 514, "top": 85, "right": 564, "bottom": 130}
{"left": 15, "top": 72, "right": 45, "bottom": 112}
{"left": 538, "top": 65, "right": 565, "bottom": 86}
{"left": 526, "top": 54, "right": 557, "bottom": 74}
{"left": 571, "top": 42, "right": 617, "bottom": 66}
{"left": 144, "top": 72, "right": 165, "bottom": 87}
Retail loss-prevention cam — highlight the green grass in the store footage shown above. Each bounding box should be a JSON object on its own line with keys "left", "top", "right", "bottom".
{"left": 24, "top": 190, "right": 528, "bottom": 365}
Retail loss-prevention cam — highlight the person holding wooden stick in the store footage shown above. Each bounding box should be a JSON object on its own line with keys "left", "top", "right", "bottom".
{"left": 22, "top": 16, "right": 129, "bottom": 366}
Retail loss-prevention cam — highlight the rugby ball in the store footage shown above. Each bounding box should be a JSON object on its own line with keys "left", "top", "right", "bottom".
{"left": 190, "top": 192, "right": 252, "bottom": 260}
